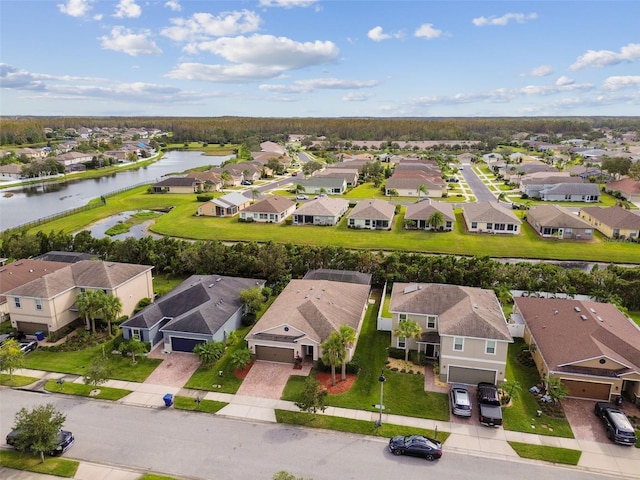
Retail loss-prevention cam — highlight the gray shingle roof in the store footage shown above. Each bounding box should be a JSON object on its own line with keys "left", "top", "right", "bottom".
{"left": 462, "top": 202, "right": 521, "bottom": 224}
{"left": 405, "top": 200, "right": 455, "bottom": 222}
{"left": 243, "top": 195, "right": 295, "bottom": 214}
{"left": 527, "top": 205, "right": 593, "bottom": 229}
{"left": 348, "top": 199, "right": 395, "bottom": 221}
{"left": 294, "top": 197, "right": 348, "bottom": 216}
{"left": 580, "top": 206, "right": 640, "bottom": 229}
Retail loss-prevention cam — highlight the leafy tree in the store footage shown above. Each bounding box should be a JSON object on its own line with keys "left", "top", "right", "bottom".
{"left": 194, "top": 340, "right": 225, "bottom": 367}
{"left": 387, "top": 188, "right": 399, "bottom": 197}
{"left": 230, "top": 348, "right": 252, "bottom": 371}
{"left": 392, "top": 319, "right": 422, "bottom": 362}
{"left": 273, "top": 471, "right": 312, "bottom": 480}
{"left": 499, "top": 380, "right": 521, "bottom": 405}
{"left": 239, "top": 286, "right": 265, "bottom": 315}
{"left": 294, "top": 376, "right": 327, "bottom": 418}
{"left": 99, "top": 292, "right": 122, "bottom": 337}
{"left": 545, "top": 375, "right": 569, "bottom": 407}
{"left": 628, "top": 161, "right": 640, "bottom": 181}
{"left": 336, "top": 325, "right": 356, "bottom": 381}
{"left": 118, "top": 340, "right": 148, "bottom": 364}
{"left": 427, "top": 211, "right": 445, "bottom": 231}
{"left": 601, "top": 157, "right": 632, "bottom": 179}
{"left": 83, "top": 355, "right": 113, "bottom": 387}
{"left": 320, "top": 332, "right": 345, "bottom": 386}
{"left": 0, "top": 338, "right": 25, "bottom": 381}
{"left": 11, "top": 403, "right": 66, "bottom": 463}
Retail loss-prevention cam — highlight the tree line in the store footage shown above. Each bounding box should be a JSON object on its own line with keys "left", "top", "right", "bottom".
{"left": 2, "top": 229, "right": 639, "bottom": 311}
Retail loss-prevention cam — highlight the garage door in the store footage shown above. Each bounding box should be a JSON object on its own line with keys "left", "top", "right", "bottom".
{"left": 255, "top": 346, "right": 294, "bottom": 363}
{"left": 562, "top": 379, "right": 610, "bottom": 400}
{"left": 16, "top": 322, "right": 46, "bottom": 335}
{"left": 448, "top": 366, "right": 496, "bottom": 385}
{"left": 171, "top": 337, "right": 205, "bottom": 353}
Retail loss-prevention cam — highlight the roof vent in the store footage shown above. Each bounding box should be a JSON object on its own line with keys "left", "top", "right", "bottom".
{"left": 305, "top": 294, "right": 310, "bottom": 299}
{"left": 403, "top": 284, "right": 418, "bottom": 294}
{"left": 580, "top": 314, "right": 588, "bottom": 320}
{"left": 216, "top": 278, "right": 222, "bottom": 282}
{"left": 590, "top": 308, "right": 596, "bottom": 313}
{"left": 208, "top": 284, "right": 214, "bottom": 288}
{"left": 554, "top": 310, "right": 559, "bottom": 315}
{"left": 597, "top": 316, "right": 604, "bottom": 322}
{"left": 574, "top": 306, "right": 581, "bottom": 312}
{"left": 317, "top": 295, "right": 322, "bottom": 299}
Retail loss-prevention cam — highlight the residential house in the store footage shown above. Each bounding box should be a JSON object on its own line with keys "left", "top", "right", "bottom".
{"left": 55, "top": 152, "right": 93, "bottom": 170}
{"left": 347, "top": 199, "right": 395, "bottom": 230}
{"left": 385, "top": 175, "right": 446, "bottom": 197}
{"left": 579, "top": 206, "right": 640, "bottom": 239}
{"left": 513, "top": 297, "right": 640, "bottom": 402}
{"left": 197, "top": 192, "right": 251, "bottom": 217}
{"left": 606, "top": 178, "right": 640, "bottom": 203}
{"left": 519, "top": 172, "right": 582, "bottom": 197}
{"left": 462, "top": 202, "right": 521, "bottom": 234}
{"left": 0, "top": 164, "right": 23, "bottom": 179}
{"left": 34, "top": 251, "right": 97, "bottom": 263}
{"left": 2, "top": 261, "right": 153, "bottom": 335}
{"left": 246, "top": 276, "right": 371, "bottom": 363}
{"left": 526, "top": 205, "right": 594, "bottom": 240}
{"left": 292, "top": 197, "right": 349, "bottom": 226}
{"left": 404, "top": 200, "right": 455, "bottom": 231}
{"left": 16, "top": 148, "right": 46, "bottom": 160}
{"left": 389, "top": 283, "right": 513, "bottom": 384}
{"left": 239, "top": 195, "right": 296, "bottom": 223}
{"left": 185, "top": 171, "right": 223, "bottom": 192}
{"left": 296, "top": 177, "right": 347, "bottom": 195}
{"left": 317, "top": 168, "right": 359, "bottom": 187}
{"left": 121, "top": 275, "right": 265, "bottom": 352}
{"left": 151, "top": 177, "right": 199, "bottom": 194}
{"left": 538, "top": 182, "right": 600, "bottom": 202}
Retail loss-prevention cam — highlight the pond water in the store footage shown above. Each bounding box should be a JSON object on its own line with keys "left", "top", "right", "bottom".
{"left": 0, "top": 151, "right": 233, "bottom": 231}
{"left": 82, "top": 210, "right": 164, "bottom": 241}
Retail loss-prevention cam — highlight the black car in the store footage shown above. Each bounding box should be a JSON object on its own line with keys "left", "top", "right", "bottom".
{"left": 594, "top": 402, "right": 637, "bottom": 446}
{"left": 19, "top": 340, "right": 38, "bottom": 354}
{"left": 388, "top": 435, "right": 442, "bottom": 461}
{"left": 6, "top": 429, "right": 75, "bottom": 456}
{"left": 0, "top": 331, "right": 26, "bottom": 346}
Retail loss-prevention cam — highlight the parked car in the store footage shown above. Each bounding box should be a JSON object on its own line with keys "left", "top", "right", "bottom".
{"left": 594, "top": 402, "right": 637, "bottom": 446}
{"left": 296, "top": 194, "right": 308, "bottom": 200}
{"left": 450, "top": 386, "right": 472, "bottom": 417}
{"left": 388, "top": 435, "right": 442, "bottom": 461}
{"left": 291, "top": 172, "right": 298, "bottom": 176}
{"left": 0, "top": 331, "right": 26, "bottom": 346}
{"left": 241, "top": 180, "right": 253, "bottom": 186}
{"left": 446, "top": 177, "right": 459, "bottom": 183}
{"left": 6, "top": 429, "right": 75, "bottom": 456}
{"left": 19, "top": 340, "right": 38, "bottom": 354}
{"left": 477, "top": 382, "right": 503, "bottom": 427}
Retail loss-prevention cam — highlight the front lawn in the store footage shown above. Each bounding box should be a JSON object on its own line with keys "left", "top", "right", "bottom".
{"left": 44, "top": 380, "right": 131, "bottom": 400}
{"left": 173, "top": 395, "right": 227, "bottom": 413}
{"left": 503, "top": 340, "right": 574, "bottom": 438}
{"left": 0, "top": 374, "right": 39, "bottom": 387}
{"left": 508, "top": 441, "right": 581, "bottom": 465}
{"left": 24, "top": 340, "right": 161, "bottom": 383}
{"left": 0, "top": 450, "right": 79, "bottom": 478}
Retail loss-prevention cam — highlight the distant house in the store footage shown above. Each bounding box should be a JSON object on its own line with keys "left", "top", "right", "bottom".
{"left": 462, "top": 202, "right": 521, "bottom": 234}
{"left": 579, "top": 206, "right": 640, "bottom": 240}
{"left": 606, "top": 178, "right": 640, "bottom": 203}
{"left": 347, "top": 199, "right": 395, "bottom": 230}
{"left": 538, "top": 183, "right": 600, "bottom": 202}
{"left": 293, "top": 197, "right": 349, "bottom": 226}
{"left": 385, "top": 175, "right": 446, "bottom": 197}
{"left": 197, "top": 192, "right": 251, "bottom": 217}
{"left": 404, "top": 200, "right": 455, "bottom": 231}
{"left": 317, "top": 168, "right": 359, "bottom": 187}
{"left": 0, "top": 163, "right": 23, "bottom": 179}
{"left": 239, "top": 195, "right": 296, "bottom": 223}
{"left": 121, "top": 275, "right": 265, "bottom": 352}
{"left": 520, "top": 172, "right": 582, "bottom": 197}
{"left": 152, "top": 176, "right": 198, "bottom": 194}
{"left": 56, "top": 152, "right": 93, "bottom": 171}
{"left": 296, "top": 177, "right": 347, "bottom": 195}
{"left": 526, "top": 205, "right": 594, "bottom": 240}
{"left": 388, "top": 283, "right": 512, "bottom": 384}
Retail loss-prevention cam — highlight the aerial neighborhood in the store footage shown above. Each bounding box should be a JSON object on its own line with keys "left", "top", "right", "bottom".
{"left": 1, "top": 117, "right": 640, "bottom": 478}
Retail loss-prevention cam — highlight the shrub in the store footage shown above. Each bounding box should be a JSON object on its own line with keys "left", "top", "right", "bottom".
{"left": 196, "top": 194, "right": 213, "bottom": 202}
{"left": 387, "top": 347, "right": 406, "bottom": 360}
{"left": 134, "top": 298, "right": 152, "bottom": 314}
{"left": 316, "top": 356, "right": 360, "bottom": 375}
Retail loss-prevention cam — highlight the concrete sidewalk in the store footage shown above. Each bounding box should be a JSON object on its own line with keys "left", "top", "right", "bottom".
{"left": 8, "top": 367, "right": 640, "bottom": 479}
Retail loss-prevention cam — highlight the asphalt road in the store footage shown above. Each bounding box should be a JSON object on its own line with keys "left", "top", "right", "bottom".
{"left": 0, "top": 390, "right": 614, "bottom": 480}
{"left": 460, "top": 165, "right": 497, "bottom": 203}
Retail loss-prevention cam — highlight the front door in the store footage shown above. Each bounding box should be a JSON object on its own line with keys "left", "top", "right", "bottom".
{"left": 425, "top": 344, "right": 438, "bottom": 359}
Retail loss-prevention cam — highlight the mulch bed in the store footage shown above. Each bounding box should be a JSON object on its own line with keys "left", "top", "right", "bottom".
{"left": 316, "top": 371, "right": 356, "bottom": 394}
{"left": 234, "top": 361, "right": 254, "bottom": 379}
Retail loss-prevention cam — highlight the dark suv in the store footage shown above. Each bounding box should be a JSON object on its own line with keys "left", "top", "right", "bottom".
{"left": 6, "top": 429, "right": 75, "bottom": 456}
{"left": 594, "top": 402, "right": 637, "bottom": 446}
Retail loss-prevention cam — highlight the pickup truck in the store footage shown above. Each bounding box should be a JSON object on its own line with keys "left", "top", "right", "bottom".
{"left": 477, "top": 382, "right": 503, "bottom": 427}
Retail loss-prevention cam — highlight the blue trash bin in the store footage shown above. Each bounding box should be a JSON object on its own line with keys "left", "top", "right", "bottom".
{"left": 35, "top": 331, "right": 45, "bottom": 341}
{"left": 163, "top": 393, "right": 173, "bottom": 407}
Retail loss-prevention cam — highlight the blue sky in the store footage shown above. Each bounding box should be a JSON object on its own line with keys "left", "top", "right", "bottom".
{"left": 1, "top": 0, "right": 639, "bottom": 117}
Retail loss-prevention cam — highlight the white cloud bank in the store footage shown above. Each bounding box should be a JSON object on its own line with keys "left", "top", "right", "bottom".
{"left": 99, "top": 27, "right": 162, "bottom": 56}
{"left": 472, "top": 12, "right": 538, "bottom": 27}
{"left": 571, "top": 43, "right": 640, "bottom": 70}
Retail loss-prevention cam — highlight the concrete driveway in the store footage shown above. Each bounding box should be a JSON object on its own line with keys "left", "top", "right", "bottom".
{"left": 236, "top": 361, "right": 311, "bottom": 399}
{"left": 144, "top": 347, "right": 202, "bottom": 387}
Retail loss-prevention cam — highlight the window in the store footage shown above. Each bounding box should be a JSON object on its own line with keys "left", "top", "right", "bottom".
{"left": 397, "top": 337, "right": 406, "bottom": 349}
{"left": 486, "top": 223, "right": 493, "bottom": 230}
{"left": 14, "top": 297, "right": 21, "bottom": 309}
{"left": 399, "top": 313, "right": 407, "bottom": 322}
{"left": 80, "top": 287, "right": 86, "bottom": 294}
{"left": 427, "top": 315, "right": 436, "bottom": 329}
{"left": 485, "top": 340, "right": 496, "bottom": 355}
{"left": 35, "top": 299, "right": 42, "bottom": 311}
{"left": 349, "top": 219, "right": 354, "bottom": 226}
{"left": 453, "top": 337, "right": 464, "bottom": 351}
{"left": 471, "top": 222, "right": 477, "bottom": 229}
{"left": 365, "top": 219, "right": 371, "bottom": 226}
{"left": 131, "top": 328, "right": 141, "bottom": 341}
{"left": 507, "top": 224, "right": 516, "bottom": 231}
{"left": 495, "top": 223, "right": 506, "bottom": 231}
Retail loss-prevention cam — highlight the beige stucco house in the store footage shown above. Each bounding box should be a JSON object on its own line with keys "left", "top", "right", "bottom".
{"left": 239, "top": 195, "right": 296, "bottom": 223}
{"left": 3, "top": 261, "right": 153, "bottom": 335}
{"left": 389, "top": 283, "right": 513, "bottom": 385}
{"left": 347, "top": 199, "right": 395, "bottom": 230}
{"left": 514, "top": 297, "right": 640, "bottom": 402}
{"left": 462, "top": 202, "right": 521, "bottom": 234}
{"left": 526, "top": 204, "right": 594, "bottom": 240}
{"left": 579, "top": 206, "right": 640, "bottom": 240}
{"left": 292, "top": 197, "right": 349, "bottom": 226}
{"left": 197, "top": 192, "right": 251, "bottom": 217}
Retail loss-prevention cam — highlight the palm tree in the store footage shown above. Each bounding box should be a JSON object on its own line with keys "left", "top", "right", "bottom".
{"left": 417, "top": 184, "right": 428, "bottom": 200}
{"left": 76, "top": 290, "right": 103, "bottom": 334}
{"left": 220, "top": 170, "right": 231, "bottom": 187}
{"left": 392, "top": 319, "right": 422, "bottom": 362}
{"left": 427, "top": 211, "right": 445, "bottom": 231}
{"left": 337, "top": 325, "right": 356, "bottom": 381}
{"left": 294, "top": 183, "right": 305, "bottom": 195}
{"left": 100, "top": 293, "right": 122, "bottom": 337}
{"left": 251, "top": 188, "right": 260, "bottom": 202}
{"left": 321, "top": 332, "right": 345, "bottom": 386}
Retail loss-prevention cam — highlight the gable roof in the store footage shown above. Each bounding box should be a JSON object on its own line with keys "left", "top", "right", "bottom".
{"left": 580, "top": 206, "right": 640, "bottom": 229}
{"left": 348, "top": 199, "right": 395, "bottom": 221}
{"left": 303, "top": 269, "right": 372, "bottom": 286}
{"left": 0, "top": 259, "right": 69, "bottom": 304}
{"left": 527, "top": 204, "right": 593, "bottom": 229}
{"left": 248, "top": 279, "right": 370, "bottom": 344}
{"left": 540, "top": 183, "right": 600, "bottom": 195}
{"left": 294, "top": 197, "right": 348, "bottom": 217}
{"left": 462, "top": 202, "right": 521, "bottom": 224}
{"left": 606, "top": 178, "right": 640, "bottom": 195}
{"left": 210, "top": 191, "right": 251, "bottom": 208}
{"left": 514, "top": 297, "right": 640, "bottom": 376}
{"left": 405, "top": 200, "right": 455, "bottom": 222}
{"left": 297, "top": 177, "right": 347, "bottom": 189}
{"left": 243, "top": 195, "right": 295, "bottom": 214}
{"left": 122, "top": 275, "right": 265, "bottom": 333}
{"left": 153, "top": 177, "right": 196, "bottom": 187}
{"left": 390, "top": 283, "right": 512, "bottom": 342}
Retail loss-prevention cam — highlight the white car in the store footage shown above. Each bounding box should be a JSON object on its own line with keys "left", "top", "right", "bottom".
{"left": 296, "top": 194, "right": 308, "bottom": 200}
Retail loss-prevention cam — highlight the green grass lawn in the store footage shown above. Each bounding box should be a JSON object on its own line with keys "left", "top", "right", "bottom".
{"left": 629, "top": 311, "right": 640, "bottom": 327}
{"left": 153, "top": 273, "right": 189, "bottom": 297}
{"left": 173, "top": 395, "right": 227, "bottom": 413}
{"left": 275, "top": 410, "right": 449, "bottom": 443}
{"left": 24, "top": 340, "right": 161, "bottom": 383}
{"left": 0, "top": 374, "right": 39, "bottom": 387}
{"left": 139, "top": 474, "right": 182, "bottom": 480}
{"left": 508, "top": 441, "right": 581, "bottom": 465}
{"left": 44, "top": 379, "right": 131, "bottom": 400}
{"left": 0, "top": 450, "right": 79, "bottom": 478}
{"left": 503, "top": 340, "right": 574, "bottom": 438}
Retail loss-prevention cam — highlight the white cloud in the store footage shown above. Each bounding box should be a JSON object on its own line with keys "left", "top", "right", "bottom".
{"left": 602, "top": 76, "right": 640, "bottom": 90}
{"left": 472, "top": 12, "right": 538, "bottom": 27}
{"left": 570, "top": 43, "right": 640, "bottom": 70}
{"left": 521, "top": 65, "right": 553, "bottom": 77}
{"left": 114, "top": 0, "right": 142, "bottom": 19}
{"left": 414, "top": 24, "right": 442, "bottom": 39}
{"left": 99, "top": 27, "right": 162, "bottom": 56}
{"left": 259, "top": 0, "right": 318, "bottom": 7}
{"left": 260, "top": 77, "right": 378, "bottom": 93}
{"left": 166, "top": 62, "right": 287, "bottom": 82}
{"left": 343, "top": 92, "right": 373, "bottom": 102}
{"left": 58, "top": 0, "right": 93, "bottom": 17}
{"left": 164, "top": 0, "right": 181, "bottom": 12}
{"left": 555, "top": 76, "right": 574, "bottom": 86}
{"left": 161, "top": 10, "right": 261, "bottom": 42}
{"left": 367, "top": 26, "right": 403, "bottom": 42}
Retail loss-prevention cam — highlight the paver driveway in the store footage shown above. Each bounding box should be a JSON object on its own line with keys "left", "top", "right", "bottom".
{"left": 144, "top": 347, "right": 202, "bottom": 387}
{"left": 236, "top": 361, "right": 311, "bottom": 399}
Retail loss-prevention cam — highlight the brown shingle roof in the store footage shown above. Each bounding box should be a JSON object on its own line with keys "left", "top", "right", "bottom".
{"left": 527, "top": 204, "right": 593, "bottom": 229}
{"left": 243, "top": 195, "right": 295, "bottom": 214}
{"left": 580, "top": 206, "right": 640, "bottom": 229}
{"left": 0, "top": 259, "right": 69, "bottom": 304}
{"left": 294, "top": 197, "right": 348, "bottom": 217}
{"left": 348, "top": 199, "right": 395, "bottom": 221}
{"left": 405, "top": 200, "right": 455, "bottom": 222}
{"left": 462, "top": 202, "right": 521, "bottom": 224}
